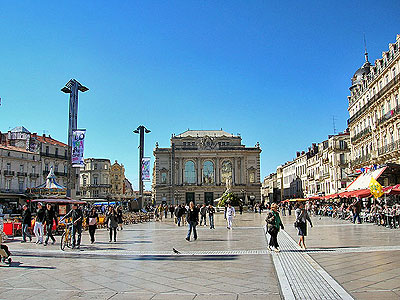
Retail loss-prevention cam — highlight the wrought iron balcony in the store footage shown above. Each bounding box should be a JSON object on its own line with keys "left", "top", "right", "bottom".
{"left": 348, "top": 72, "right": 400, "bottom": 126}
{"left": 378, "top": 140, "right": 400, "bottom": 156}
{"left": 351, "top": 127, "right": 371, "bottom": 144}
{"left": 17, "top": 172, "right": 27, "bottom": 177}
{"left": 3, "top": 170, "right": 15, "bottom": 176}
{"left": 350, "top": 153, "right": 372, "bottom": 167}
{"left": 29, "top": 173, "right": 40, "bottom": 178}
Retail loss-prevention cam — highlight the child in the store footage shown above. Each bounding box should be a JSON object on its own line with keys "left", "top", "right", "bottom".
{"left": 0, "top": 233, "right": 12, "bottom": 264}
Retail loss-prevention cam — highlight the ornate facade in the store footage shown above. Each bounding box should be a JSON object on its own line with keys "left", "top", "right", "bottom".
{"left": 348, "top": 35, "right": 400, "bottom": 170}
{"left": 110, "top": 160, "right": 125, "bottom": 201}
{"left": 80, "top": 158, "right": 111, "bottom": 200}
{"left": 152, "top": 130, "right": 262, "bottom": 205}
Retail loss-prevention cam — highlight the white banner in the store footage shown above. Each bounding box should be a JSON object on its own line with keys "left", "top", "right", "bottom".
{"left": 72, "top": 129, "right": 86, "bottom": 167}
{"left": 141, "top": 157, "right": 151, "bottom": 181}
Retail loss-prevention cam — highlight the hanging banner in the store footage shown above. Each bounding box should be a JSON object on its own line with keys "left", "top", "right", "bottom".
{"left": 72, "top": 129, "right": 86, "bottom": 167}
{"left": 141, "top": 157, "right": 151, "bottom": 181}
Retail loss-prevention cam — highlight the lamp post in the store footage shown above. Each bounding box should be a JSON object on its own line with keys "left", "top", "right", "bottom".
{"left": 134, "top": 125, "right": 150, "bottom": 209}
{"left": 61, "top": 79, "right": 88, "bottom": 198}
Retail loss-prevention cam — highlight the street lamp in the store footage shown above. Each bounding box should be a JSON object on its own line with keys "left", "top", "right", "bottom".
{"left": 61, "top": 79, "right": 88, "bottom": 198}
{"left": 134, "top": 125, "right": 150, "bottom": 209}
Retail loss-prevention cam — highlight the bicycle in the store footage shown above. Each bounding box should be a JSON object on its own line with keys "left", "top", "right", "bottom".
{"left": 60, "top": 217, "right": 81, "bottom": 251}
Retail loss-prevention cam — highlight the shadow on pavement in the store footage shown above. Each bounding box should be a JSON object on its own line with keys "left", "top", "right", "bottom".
{"left": 13, "top": 252, "right": 240, "bottom": 261}
{"left": 0, "top": 261, "right": 56, "bottom": 269}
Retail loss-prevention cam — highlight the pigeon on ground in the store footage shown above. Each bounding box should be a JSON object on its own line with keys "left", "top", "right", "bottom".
{"left": 172, "top": 248, "right": 180, "bottom": 254}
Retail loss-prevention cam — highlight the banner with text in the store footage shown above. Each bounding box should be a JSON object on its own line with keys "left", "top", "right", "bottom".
{"left": 72, "top": 129, "right": 86, "bottom": 167}
{"left": 141, "top": 157, "right": 151, "bottom": 181}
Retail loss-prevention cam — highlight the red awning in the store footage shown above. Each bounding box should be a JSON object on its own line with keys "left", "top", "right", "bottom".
{"left": 384, "top": 184, "right": 400, "bottom": 195}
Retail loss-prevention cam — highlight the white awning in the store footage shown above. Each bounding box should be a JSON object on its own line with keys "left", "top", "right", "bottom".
{"left": 345, "top": 166, "right": 387, "bottom": 191}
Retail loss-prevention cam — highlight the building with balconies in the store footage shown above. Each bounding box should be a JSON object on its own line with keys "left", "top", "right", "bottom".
{"left": 0, "top": 144, "right": 40, "bottom": 205}
{"left": 348, "top": 34, "right": 400, "bottom": 170}
{"left": 80, "top": 158, "right": 111, "bottom": 200}
{"left": 110, "top": 160, "right": 125, "bottom": 201}
{"left": 152, "top": 130, "right": 262, "bottom": 205}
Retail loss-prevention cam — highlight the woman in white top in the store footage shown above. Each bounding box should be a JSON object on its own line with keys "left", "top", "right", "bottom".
{"left": 226, "top": 203, "right": 236, "bottom": 229}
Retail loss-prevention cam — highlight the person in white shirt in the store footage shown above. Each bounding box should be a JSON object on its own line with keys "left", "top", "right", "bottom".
{"left": 226, "top": 203, "right": 236, "bottom": 229}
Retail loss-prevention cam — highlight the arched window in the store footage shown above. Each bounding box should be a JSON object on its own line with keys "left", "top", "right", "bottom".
{"left": 203, "top": 161, "right": 214, "bottom": 184}
{"left": 221, "top": 160, "right": 233, "bottom": 184}
{"left": 184, "top": 161, "right": 196, "bottom": 184}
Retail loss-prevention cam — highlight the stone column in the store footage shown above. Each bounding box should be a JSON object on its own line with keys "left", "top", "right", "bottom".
{"left": 216, "top": 157, "right": 220, "bottom": 185}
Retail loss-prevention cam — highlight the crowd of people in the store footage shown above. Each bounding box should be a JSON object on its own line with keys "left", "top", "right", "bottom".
{"left": 288, "top": 198, "right": 400, "bottom": 229}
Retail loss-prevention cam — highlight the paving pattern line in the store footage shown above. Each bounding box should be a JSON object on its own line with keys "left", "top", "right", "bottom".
{"left": 272, "top": 230, "right": 354, "bottom": 300}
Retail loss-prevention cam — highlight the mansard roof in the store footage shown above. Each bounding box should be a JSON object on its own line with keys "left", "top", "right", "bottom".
{"left": 10, "top": 126, "right": 31, "bottom": 133}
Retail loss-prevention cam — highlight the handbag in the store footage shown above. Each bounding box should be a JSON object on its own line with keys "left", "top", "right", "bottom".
{"left": 267, "top": 225, "right": 278, "bottom": 235}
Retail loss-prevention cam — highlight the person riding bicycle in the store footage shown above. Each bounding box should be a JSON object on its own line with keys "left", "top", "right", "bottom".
{"left": 62, "top": 204, "right": 83, "bottom": 249}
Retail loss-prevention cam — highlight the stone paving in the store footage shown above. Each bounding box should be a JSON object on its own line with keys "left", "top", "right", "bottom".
{"left": 280, "top": 213, "right": 400, "bottom": 300}
{"left": 0, "top": 213, "right": 281, "bottom": 300}
{"left": 1, "top": 212, "right": 400, "bottom": 300}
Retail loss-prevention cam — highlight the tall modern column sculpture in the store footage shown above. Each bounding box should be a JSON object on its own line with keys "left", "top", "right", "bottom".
{"left": 134, "top": 125, "right": 150, "bottom": 208}
{"left": 61, "top": 79, "right": 88, "bottom": 198}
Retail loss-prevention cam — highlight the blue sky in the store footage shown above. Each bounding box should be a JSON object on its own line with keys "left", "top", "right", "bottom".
{"left": 1, "top": 1, "right": 399, "bottom": 190}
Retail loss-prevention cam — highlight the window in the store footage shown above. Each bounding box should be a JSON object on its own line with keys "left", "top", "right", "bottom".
{"left": 45, "top": 163, "right": 49, "bottom": 172}
{"left": 64, "top": 150, "right": 67, "bottom": 158}
{"left": 55, "top": 148, "right": 58, "bottom": 156}
{"left": 339, "top": 140, "right": 346, "bottom": 150}
{"left": 393, "top": 67, "right": 397, "bottom": 78}
{"left": 105, "top": 164, "right": 108, "bottom": 170}
{"left": 83, "top": 177, "right": 87, "bottom": 186}
{"left": 221, "top": 161, "right": 233, "bottom": 184}
{"left": 93, "top": 176, "right": 98, "bottom": 185}
{"left": 202, "top": 161, "right": 214, "bottom": 184}
{"left": 94, "top": 163, "right": 98, "bottom": 170}
{"left": 340, "top": 154, "right": 345, "bottom": 165}
{"left": 381, "top": 105, "right": 385, "bottom": 116}
{"left": 396, "top": 95, "right": 399, "bottom": 108}
{"left": 161, "top": 172, "right": 167, "bottom": 184}
{"left": 249, "top": 172, "right": 255, "bottom": 183}
{"left": 388, "top": 100, "right": 391, "bottom": 112}
{"left": 64, "top": 165, "right": 67, "bottom": 174}
{"left": 55, "top": 164, "right": 59, "bottom": 172}
{"left": 18, "top": 180, "right": 24, "bottom": 191}
{"left": 6, "top": 163, "right": 11, "bottom": 171}
{"left": 19, "top": 164, "right": 24, "bottom": 172}
{"left": 32, "top": 166, "right": 36, "bottom": 174}
{"left": 184, "top": 161, "right": 196, "bottom": 184}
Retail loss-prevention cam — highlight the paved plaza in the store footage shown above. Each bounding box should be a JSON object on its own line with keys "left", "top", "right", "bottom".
{"left": 1, "top": 212, "right": 400, "bottom": 300}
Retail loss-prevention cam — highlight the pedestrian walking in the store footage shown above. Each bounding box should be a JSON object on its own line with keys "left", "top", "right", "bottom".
{"left": 87, "top": 207, "right": 99, "bottom": 244}
{"left": 281, "top": 203, "right": 286, "bottom": 216}
{"left": 295, "top": 203, "right": 313, "bottom": 249}
{"left": 63, "top": 204, "right": 83, "bottom": 249}
{"left": 43, "top": 203, "right": 58, "bottom": 246}
{"left": 106, "top": 208, "right": 118, "bottom": 242}
{"left": 208, "top": 204, "right": 215, "bottom": 229}
{"left": 164, "top": 205, "right": 168, "bottom": 219}
{"left": 226, "top": 203, "right": 235, "bottom": 229}
{"left": 169, "top": 205, "right": 174, "bottom": 218}
{"left": 185, "top": 201, "right": 199, "bottom": 241}
{"left": 199, "top": 204, "right": 207, "bottom": 226}
{"left": 350, "top": 198, "right": 362, "bottom": 224}
{"left": 239, "top": 203, "right": 243, "bottom": 215}
{"left": 117, "top": 206, "right": 123, "bottom": 230}
{"left": 21, "top": 205, "right": 32, "bottom": 243}
{"left": 266, "top": 203, "right": 284, "bottom": 252}
{"left": 34, "top": 202, "right": 45, "bottom": 244}
{"left": 181, "top": 205, "right": 187, "bottom": 226}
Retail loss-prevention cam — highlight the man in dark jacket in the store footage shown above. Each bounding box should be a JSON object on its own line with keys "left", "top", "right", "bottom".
{"left": 63, "top": 204, "right": 83, "bottom": 248}
{"left": 199, "top": 204, "right": 207, "bottom": 226}
{"left": 44, "top": 203, "right": 58, "bottom": 246}
{"left": 351, "top": 198, "right": 362, "bottom": 224}
{"left": 21, "top": 205, "right": 32, "bottom": 243}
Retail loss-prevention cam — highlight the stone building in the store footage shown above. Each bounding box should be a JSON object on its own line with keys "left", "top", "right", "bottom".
{"left": 0, "top": 144, "right": 41, "bottom": 205}
{"left": 152, "top": 130, "right": 262, "bottom": 205}
{"left": 80, "top": 158, "right": 111, "bottom": 200}
{"left": 110, "top": 160, "right": 125, "bottom": 201}
{"left": 1, "top": 126, "right": 79, "bottom": 198}
{"left": 348, "top": 34, "right": 400, "bottom": 170}
{"left": 263, "top": 132, "right": 351, "bottom": 200}
{"left": 261, "top": 173, "right": 279, "bottom": 203}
